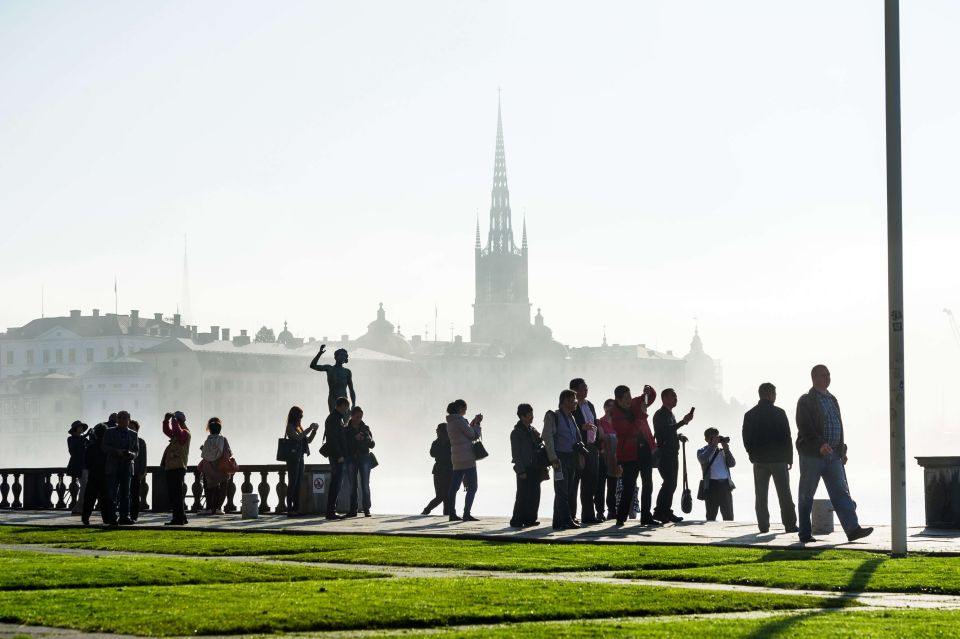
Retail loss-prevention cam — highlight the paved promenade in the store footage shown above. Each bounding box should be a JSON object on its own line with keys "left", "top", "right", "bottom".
{"left": 2, "top": 510, "right": 958, "bottom": 554}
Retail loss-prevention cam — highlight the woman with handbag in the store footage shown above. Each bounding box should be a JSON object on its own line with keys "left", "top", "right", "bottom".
{"left": 344, "top": 406, "right": 376, "bottom": 517}
{"left": 284, "top": 406, "right": 319, "bottom": 516}
{"left": 199, "top": 417, "right": 234, "bottom": 515}
{"left": 445, "top": 398, "right": 483, "bottom": 522}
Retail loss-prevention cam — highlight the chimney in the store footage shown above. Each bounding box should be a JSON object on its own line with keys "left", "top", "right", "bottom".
{"left": 233, "top": 329, "right": 251, "bottom": 347}
{"left": 154, "top": 312, "right": 163, "bottom": 321}
{"left": 173, "top": 314, "right": 181, "bottom": 327}
{"left": 210, "top": 326, "right": 220, "bottom": 340}
{"left": 222, "top": 328, "right": 230, "bottom": 341}
{"left": 241, "top": 329, "right": 248, "bottom": 337}
{"left": 70, "top": 310, "right": 81, "bottom": 319}
{"left": 130, "top": 310, "right": 139, "bottom": 323}
{"left": 454, "top": 334, "right": 463, "bottom": 344}
{"left": 341, "top": 334, "right": 349, "bottom": 342}
{"left": 92, "top": 309, "right": 100, "bottom": 317}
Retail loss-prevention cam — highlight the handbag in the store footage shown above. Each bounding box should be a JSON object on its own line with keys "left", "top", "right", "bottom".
{"left": 696, "top": 448, "right": 722, "bottom": 501}
{"left": 472, "top": 437, "right": 489, "bottom": 461}
{"left": 368, "top": 452, "right": 379, "bottom": 469}
{"left": 680, "top": 440, "right": 693, "bottom": 514}
{"left": 276, "top": 438, "right": 298, "bottom": 463}
{"left": 217, "top": 454, "right": 240, "bottom": 475}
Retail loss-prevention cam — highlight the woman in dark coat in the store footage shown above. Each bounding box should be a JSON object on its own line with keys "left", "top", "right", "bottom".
{"left": 67, "top": 421, "right": 88, "bottom": 514}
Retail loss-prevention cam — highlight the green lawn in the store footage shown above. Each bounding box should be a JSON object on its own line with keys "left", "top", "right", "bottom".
{"left": 0, "top": 550, "right": 381, "bottom": 590}
{"left": 375, "top": 609, "right": 960, "bottom": 638}
{"left": 0, "top": 577, "right": 848, "bottom": 636}
{"left": 0, "top": 525, "right": 862, "bottom": 572}
{"left": 617, "top": 555, "right": 960, "bottom": 595}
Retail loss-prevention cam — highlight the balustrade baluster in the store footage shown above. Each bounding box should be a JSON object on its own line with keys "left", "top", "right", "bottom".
{"left": 42, "top": 473, "right": 54, "bottom": 509}
{"left": 275, "top": 470, "right": 287, "bottom": 514}
{"left": 68, "top": 476, "right": 79, "bottom": 510}
{"left": 241, "top": 471, "right": 253, "bottom": 495}
{"left": 257, "top": 471, "right": 270, "bottom": 513}
{"left": 0, "top": 473, "right": 9, "bottom": 508}
{"left": 224, "top": 476, "right": 237, "bottom": 513}
{"left": 55, "top": 473, "right": 66, "bottom": 509}
{"left": 191, "top": 471, "right": 203, "bottom": 513}
{"left": 11, "top": 473, "right": 22, "bottom": 509}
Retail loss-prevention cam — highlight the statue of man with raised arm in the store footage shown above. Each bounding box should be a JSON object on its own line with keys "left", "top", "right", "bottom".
{"left": 310, "top": 345, "right": 357, "bottom": 413}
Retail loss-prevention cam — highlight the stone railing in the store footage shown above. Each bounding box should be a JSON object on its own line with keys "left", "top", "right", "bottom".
{"left": 0, "top": 464, "right": 331, "bottom": 515}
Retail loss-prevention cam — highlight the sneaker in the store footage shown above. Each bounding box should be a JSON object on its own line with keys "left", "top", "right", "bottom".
{"left": 325, "top": 514, "right": 345, "bottom": 521}
{"left": 847, "top": 527, "right": 874, "bottom": 542}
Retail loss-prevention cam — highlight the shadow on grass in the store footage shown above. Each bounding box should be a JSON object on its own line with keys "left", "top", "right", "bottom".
{"left": 742, "top": 555, "right": 884, "bottom": 638}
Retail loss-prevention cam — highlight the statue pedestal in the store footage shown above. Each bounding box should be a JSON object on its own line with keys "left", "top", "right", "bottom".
{"left": 916, "top": 457, "right": 960, "bottom": 529}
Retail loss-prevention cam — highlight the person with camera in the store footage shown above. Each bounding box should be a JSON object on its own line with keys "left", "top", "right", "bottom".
{"left": 343, "top": 406, "right": 375, "bottom": 517}
{"left": 795, "top": 365, "right": 873, "bottom": 543}
{"left": 422, "top": 422, "right": 452, "bottom": 516}
{"left": 445, "top": 399, "right": 483, "bottom": 521}
{"left": 610, "top": 385, "right": 659, "bottom": 527}
{"left": 543, "top": 389, "right": 586, "bottom": 530}
{"left": 102, "top": 410, "right": 139, "bottom": 526}
{"left": 742, "top": 382, "right": 797, "bottom": 534}
{"left": 510, "top": 403, "right": 545, "bottom": 528}
{"left": 283, "top": 406, "right": 319, "bottom": 516}
{"left": 697, "top": 428, "right": 736, "bottom": 521}
{"left": 653, "top": 388, "right": 695, "bottom": 524}
{"left": 323, "top": 398, "right": 351, "bottom": 520}
{"left": 161, "top": 411, "right": 191, "bottom": 526}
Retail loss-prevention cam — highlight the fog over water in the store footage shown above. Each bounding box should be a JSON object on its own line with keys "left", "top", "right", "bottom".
{"left": 3, "top": 1, "right": 960, "bottom": 526}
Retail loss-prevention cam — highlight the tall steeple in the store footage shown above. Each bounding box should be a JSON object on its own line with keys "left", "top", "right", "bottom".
{"left": 487, "top": 96, "right": 516, "bottom": 254}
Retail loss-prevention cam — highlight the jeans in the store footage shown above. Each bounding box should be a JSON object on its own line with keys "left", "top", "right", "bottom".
{"left": 346, "top": 455, "right": 372, "bottom": 513}
{"left": 552, "top": 452, "right": 577, "bottom": 527}
{"left": 105, "top": 468, "right": 132, "bottom": 523}
{"left": 424, "top": 469, "right": 451, "bottom": 514}
{"left": 705, "top": 480, "right": 734, "bottom": 521}
{"left": 617, "top": 454, "right": 653, "bottom": 522}
{"left": 798, "top": 453, "right": 861, "bottom": 537}
{"left": 286, "top": 455, "right": 305, "bottom": 512}
{"left": 655, "top": 453, "right": 679, "bottom": 517}
{"left": 326, "top": 460, "right": 344, "bottom": 517}
{"left": 511, "top": 468, "right": 541, "bottom": 526}
{"left": 447, "top": 467, "right": 478, "bottom": 516}
{"left": 753, "top": 462, "right": 797, "bottom": 531}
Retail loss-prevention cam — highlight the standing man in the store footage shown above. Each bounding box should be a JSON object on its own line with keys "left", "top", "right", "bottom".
{"left": 129, "top": 420, "right": 147, "bottom": 522}
{"left": 697, "top": 428, "right": 736, "bottom": 521}
{"left": 570, "top": 378, "right": 601, "bottom": 524}
{"left": 796, "top": 365, "right": 873, "bottom": 543}
{"left": 310, "top": 345, "right": 357, "bottom": 413}
{"left": 652, "top": 388, "right": 694, "bottom": 524}
{"left": 102, "top": 410, "right": 138, "bottom": 526}
{"left": 509, "top": 403, "right": 543, "bottom": 528}
{"left": 742, "top": 382, "right": 797, "bottom": 534}
{"left": 543, "top": 390, "right": 584, "bottom": 530}
{"left": 322, "top": 397, "right": 350, "bottom": 521}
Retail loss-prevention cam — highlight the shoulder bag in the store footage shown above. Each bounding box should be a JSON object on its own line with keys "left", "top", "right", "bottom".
{"left": 276, "top": 437, "right": 299, "bottom": 463}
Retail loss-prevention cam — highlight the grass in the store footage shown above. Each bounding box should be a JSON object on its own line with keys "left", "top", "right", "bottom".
{"left": 0, "top": 577, "right": 849, "bottom": 636}
{"left": 369, "top": 610, "right": 960, "bottom": 638}
{"left": 0, "top": 550, "right": 382, "bottom": 590}
{"left": 616, "top": 555, "right": 960, "bottom": 595}
{"left": 0, "top": 525, "right": 863, "bottom": 572}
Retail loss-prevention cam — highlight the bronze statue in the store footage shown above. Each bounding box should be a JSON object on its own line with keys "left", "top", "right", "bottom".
{"left": 310, "top": 345, "right": 356, "bottom": 413}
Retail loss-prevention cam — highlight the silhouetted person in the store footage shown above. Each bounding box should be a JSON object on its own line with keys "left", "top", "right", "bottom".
{"left": 544, "top": 389, "right": 583, "bottom": 530}
{"left": 653, "top": 388, "right": 694, "bottom": 524}
{"left": 66, "top": 421, "right": 88, "bottom": 514}
{"left": 510, "top": 403, "right": 543, "bottom": 528}
{"left": 129, "top": 420, "right": 147, "bottom": 522}
{"left": 596, "top": 399, "right": 620, "bottom": 520}
{"left": 697, "top": 427, "right": 736, "bottom": 521}
{"left": 162, "top": 411, "right": 191, "bottom": 526}
{"left": 102, "top": 410, "right": 138, "bottom": 526}
{"left": 742, "top": 382, "right": 797, "bottom": 533}
{"left": 570, "top": 378, "right": 601, "bottom": 524}
{"left": 310, "top": 345, "right": 357, "bottom": 413}
{"left": 422, "top": 423, "right": 452, "bottom": 515}
{"left": 344, "top": 406, "right": 375, "bottom": 517}
{"left": 610, "top": 385, "right": 659, "bottom": 526}
{"left": 323, "top": 397, "right": 350, "bottom": 520}
{"left": 200, "top": 417, "right": 234, "bottom": 515}
{"left": 80, "top": 423, "right": 107, "bottom": 526}
{"left": 445, "top": 399, "right": 483, "bottom": 521}
{"left": 796, "top": 365, "right": 873, "bottom": 543}
{"left": 284, "top": 406, "right": 319, "bottom": 516}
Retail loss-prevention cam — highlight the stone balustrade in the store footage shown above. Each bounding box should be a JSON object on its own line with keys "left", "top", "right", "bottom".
{"left": 0, "top": 464, "right": 331, "bottom": 515}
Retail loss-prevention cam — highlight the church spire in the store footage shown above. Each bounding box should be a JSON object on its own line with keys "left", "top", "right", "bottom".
{"left": 521, "top": 215, "right": 528, "bottom": 250}
{"left": 475, "top": 214, "right": 481, "bottom": 250}
{"left": 487, "top": 95, "right": 516, "bottom": 254}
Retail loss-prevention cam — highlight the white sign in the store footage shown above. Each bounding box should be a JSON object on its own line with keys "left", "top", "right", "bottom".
{"left": 312, "top": 473, "right": 326, "bottom": 494}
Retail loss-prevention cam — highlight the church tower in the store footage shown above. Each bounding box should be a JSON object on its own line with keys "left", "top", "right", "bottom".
{"left": 471, "top": 99, "right": 531, "bottom": 346}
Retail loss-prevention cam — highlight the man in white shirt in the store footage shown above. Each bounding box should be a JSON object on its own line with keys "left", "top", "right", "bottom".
{"left": 696, "top": 427, "right": 736, "bottom": 521}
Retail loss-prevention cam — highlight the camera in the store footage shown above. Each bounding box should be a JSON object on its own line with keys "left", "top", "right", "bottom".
{"left": 718, "top": 435, "right": 730, "bottom": 444}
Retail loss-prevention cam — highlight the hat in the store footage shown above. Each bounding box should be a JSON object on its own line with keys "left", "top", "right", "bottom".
{"left": 173, "top": 410, "right": 186, "bottom": 423}
{"left": 68, "top": 420, "right": 88, "bottom": 435}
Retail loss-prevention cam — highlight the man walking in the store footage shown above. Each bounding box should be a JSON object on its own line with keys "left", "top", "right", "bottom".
{"left": 796, "top": 365, "right": 873, "bottom": 543}
{"left": 652, "top": 388, "right": 694, "bottom": 524}
{"left": 543, "top": 390, "right": 584, "bottom": 530}
{"left": 101, "top": 410, "right": 138, "bottom": 526}
{"left": 570, "top": 378, "right": 601, "bottom": 524}
{"left": 742, "top": 382, "right": 797, "bottom": 534}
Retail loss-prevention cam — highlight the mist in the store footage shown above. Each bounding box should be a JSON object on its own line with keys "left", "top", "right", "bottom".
{"left": 3, "top": 1, "right": 960, "bottom": 527}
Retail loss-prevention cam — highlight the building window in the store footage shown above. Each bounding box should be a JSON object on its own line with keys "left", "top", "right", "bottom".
{"left": 86, "top": 348, "right": 94, "bottom": 362}
{"left": 68, "top": 349, "right": 76, "bottom": 363}
{"left": 27, "top": 351, "right": 34, "bottom": 365}
{"left": 43, "top": 350, "right": 50, "bottom": 364}
{"left": 56, "top": 349, "right": 63, "bottom": 364}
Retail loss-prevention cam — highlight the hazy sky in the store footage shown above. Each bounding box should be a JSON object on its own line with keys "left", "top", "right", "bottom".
{"left": 3, "top": 1, "right": 960, "bottom": 521}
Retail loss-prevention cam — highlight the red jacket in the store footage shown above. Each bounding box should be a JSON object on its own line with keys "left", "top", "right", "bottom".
{"left": 610, "top": 397, "right": 657, "bottom": 462}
